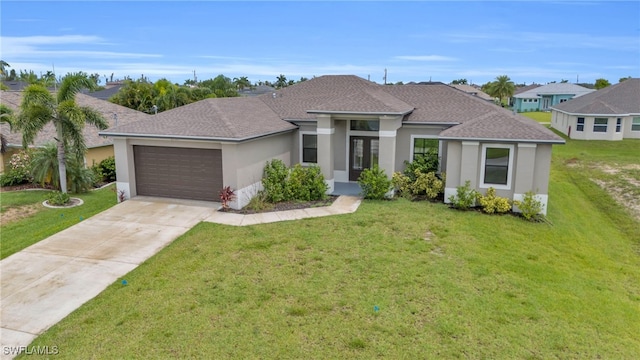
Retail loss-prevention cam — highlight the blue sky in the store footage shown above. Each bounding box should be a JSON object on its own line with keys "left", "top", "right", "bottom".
{"left": 1, "top": 1, "right": 639, "bottom": 86}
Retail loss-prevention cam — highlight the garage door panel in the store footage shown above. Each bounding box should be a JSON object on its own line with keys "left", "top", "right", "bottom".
{"left": 133, "top": 146, "right": 222, "bottom": 201}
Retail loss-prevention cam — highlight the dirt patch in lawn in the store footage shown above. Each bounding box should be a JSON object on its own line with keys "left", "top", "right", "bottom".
{"left": 1, "top": 204, "right": 43, "bottom": 225}
{"left": 591, "top": 163, "right": 640, "bottom": 222}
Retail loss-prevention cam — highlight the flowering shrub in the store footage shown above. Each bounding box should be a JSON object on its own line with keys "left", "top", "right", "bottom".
{"left": 476, "top": 187, "right": 512, "bottom": 214}
{"left": 0, "top": 150, "right": 32, "bottom": 186}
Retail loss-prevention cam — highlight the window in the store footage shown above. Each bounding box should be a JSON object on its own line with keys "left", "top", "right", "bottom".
{"left": 480, "top": 144, "right": 514, "bottom": 189}
{"left": 616, "top": 118, "right": 622, "bottom": 133}
{"left": 350, "top": 120, "right": 379, "bottom": 131}
{"left": 576, "top": 117, "right": 585, "bottom": 131}
{"left": 632, "top": 117, "right": 640, "bottom": 131}
{"left": 412, "top": 138, "right": 438, "bottom": 161}
{"left": 302, "top": 134, "right": 317, "bottom": 163}
{"left": 533, "top": 99, "right": 538, "bottom": 102}
{"left": 560, "top": 99, "right": 568, "bottom": 103}
{"left": 593, "top": 118, "right": 608, "bottom": 133}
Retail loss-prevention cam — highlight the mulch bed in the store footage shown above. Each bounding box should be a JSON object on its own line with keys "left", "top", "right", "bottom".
{"left": 0, "top": 183, "right": 55, "bottom": 192}
{"left": 221, "top": 196, "right": 339, "bottom": 215}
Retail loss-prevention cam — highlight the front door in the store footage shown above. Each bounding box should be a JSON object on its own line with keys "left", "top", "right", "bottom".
{"left": 542, "top": 97, "right": 551, "bottom": 110}
{"left": 349, "top": 136, "right": 379, "bottom": 181}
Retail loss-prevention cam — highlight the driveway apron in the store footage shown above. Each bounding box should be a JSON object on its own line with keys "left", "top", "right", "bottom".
{"left": 0, "top": 199, "right": 218, "bottom": 359}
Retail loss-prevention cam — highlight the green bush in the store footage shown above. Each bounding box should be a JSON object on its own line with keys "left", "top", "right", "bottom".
{"left": 477, "top": 187, "right": 512, "bottom": 214}
{"left": 448, "top": 180, "right": 478, "bottom": 210}
{"left": 262, "top": 159, "right": 289, "bottom": 203}
{"left": 245, "top": 191, "right": 274, "bottom": 212}
{"left": 404, "top": 152, "right": 438, "bottom": 181}
{"left": 47, "top": 191, "right": 70, "bottom": 206}
{"left": 357, "top": 165, "right": 391, "bottom": 200}
{"left": 66, "top": 158, "right": 98, "bottom": 193}
{"left": 97, "top": 156, "right": 116, "bottom": 182}
{"left": 286, "top": 164, "right": 328, "bottom": 201}
{"left": 0, "top": 150, "right": 32, "bottom": 186}
{"left": 392, "top": 172, "right": 412, "bottom": 199}
{"left": 30, "top": 143, "right": 59, "bottom": 187}
{"left": 514, "top": 190, "right": 544, "bottom": 221}
{"left": 413, "top": 171, "right": 445, "bottom": 200}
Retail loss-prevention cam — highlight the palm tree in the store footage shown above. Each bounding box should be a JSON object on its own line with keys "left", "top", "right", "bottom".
{"left": 275, "top": 74, "right": 288, "bottom": 89}
{"left": 0, "top": 104, "right": 14, "bottom": 154}
{"left": 487, "top": 75, "right": 515, "bottom": 105}
{"left": 0, "top": 60, "right": 9, "bottom": 80}
{"left": 16, "top": 72, "right": 109, "bottom": 193}
{"left": 233, "top": 76, "right": 252, "bottom": 90}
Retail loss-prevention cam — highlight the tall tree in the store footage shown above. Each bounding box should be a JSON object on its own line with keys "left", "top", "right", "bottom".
{"left": 619, "top": 76, "right": 632, "bottom": 83}
{"left": 0, "top": 104, "right": 14, "bottom": 154}
{"left": 486, "top": 75, "right": 515, "bottom": 105}
{"left": 233, "top": 76, "right": 251, "bottom": 90}
{"left": 0, "top": 60, "right": 9, "bottom": 80}
{"left": 594, "top": 78, "right": 611, "bottom": 89}
{"left": 275, "top": 74, "right": 288, "bottom": 89}
{"left": 16, "top": 73, "right": 109, "bottom": 193}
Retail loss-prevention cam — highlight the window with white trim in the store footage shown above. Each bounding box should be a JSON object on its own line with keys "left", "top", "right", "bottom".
{"left": 301, "top": 134, "right": 317, "bottom": 163}
{"left": 632, "top": 117, "right": 640, "bottom": 131}
{"left": 480, "top": 144, "right": 514, "bottom": 189}
{"left": 616, "top": 118, "right": 622, "bottom": 133}
{"left": 412, "top": 138, "right": 438, "bottom": 161}
{"left": 593, "top": 118, "right": 608, "bottom": 133}
{"left": 576, "top": 117, "right": 585, "bottom": 131}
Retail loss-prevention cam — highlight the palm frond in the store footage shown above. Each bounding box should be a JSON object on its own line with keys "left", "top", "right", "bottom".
{"left": 58, "top": 73, "right": 96, "bottom": 103}
{"left": 79, "top": 106, "right": 109, "bottom": 130}
{"left": 16, "top": 104, "right": 53, "bottom": 146}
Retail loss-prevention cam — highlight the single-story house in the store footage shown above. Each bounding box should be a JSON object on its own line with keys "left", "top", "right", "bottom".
{"left": 0, "top": 91, "right": 150, "bottom": 172}
{"left": 512, "top": 83, "right": 595, "bottom": 112}
{"left": 100, "top": 75, "right": 564, "bottom": 214}
{"left": 550, "top": 78, "right": 640, "bottom": 140}
{"left": 449, "top": 84, "right": 494, "bottom": 102}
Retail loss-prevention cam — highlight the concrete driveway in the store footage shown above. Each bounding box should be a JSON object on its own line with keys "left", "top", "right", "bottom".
{"left": 0, "top": 198, "right": 218, "bottom": 359}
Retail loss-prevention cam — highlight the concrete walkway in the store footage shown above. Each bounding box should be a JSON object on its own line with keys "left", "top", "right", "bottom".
{"left": 0, "top": 195, "right": 361, "bottom": 358}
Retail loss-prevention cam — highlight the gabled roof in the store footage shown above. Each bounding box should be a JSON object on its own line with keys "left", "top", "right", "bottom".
{"left": 0, "top": 91, "right": 151, "bottom": 148}
{"left": 449, "top": 84, "right": 494, "bottom": 101}
{"left": 101, "top": 97, "right": 297, "bottom": 141}
{"left": 513, "top": 84, "right": 541, "bottom": 95}
{"left": 514, "top": 83, "right": 594, "bottom": 99}
{"left": 551, "top": 78, "right": 640, "bottom": 115}
{"left": 100, "top": 75, "right": 563, "bottom": 144}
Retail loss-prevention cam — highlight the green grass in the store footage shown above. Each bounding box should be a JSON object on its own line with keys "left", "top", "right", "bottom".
{"left": 0, "top": 185, "right": 117, "bottom": 259}
{"left": 521, "top": 111, "right": 551, "bottom": 123}
{"left": 21, "top": 141, "right": 640, "bottom": 359}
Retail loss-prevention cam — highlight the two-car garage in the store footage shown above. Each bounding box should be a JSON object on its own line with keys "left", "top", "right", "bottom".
{"left": 133, "top": 146, "right": 223, "bottom": 202}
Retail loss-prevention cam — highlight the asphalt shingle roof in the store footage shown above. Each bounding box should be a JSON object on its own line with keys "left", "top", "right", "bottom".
{"left": 550, "top": 78, "right": 640, "bottom": 115}
{"left": 449, "top": 84, "right": 494, "bottom": 101}
{"left": 0, "top": 91, "right": 151, "bottom": 148}
{"left": 514, "top": 83, "right": 594, "bottom": 99}
{"left": 102, "top": 97, "right": 297, "bottom": 140}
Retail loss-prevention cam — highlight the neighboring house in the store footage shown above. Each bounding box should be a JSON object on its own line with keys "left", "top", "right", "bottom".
{"left": 100, "top": 75, "right": 564, "bottom": 214}
{"left": 80, "top": 83, "right": 125, "bottom": 100}
{"left": 0, "top": 91, "right": 150, "bottom": 172}
{"left": 550, "top": 78, "right": 640, "bottom": 140}
{"left": 512, "top": 83, "right": 595, "bottom": 112}
{"left": 449, "top": 84, "right": 494, "bottom": 102}
{"left": 238, "top": 85, "right": 276, "bottom": 97}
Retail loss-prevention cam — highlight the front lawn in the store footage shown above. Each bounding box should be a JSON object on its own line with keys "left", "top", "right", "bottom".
{"left": 22, "top": 143, "right": 640, "bottom": 359}
{"left": 1, "top": 185, "right": 117, "bottom": 259}
{"left": 521, "top": 111, "right": 551, "bottom": 123}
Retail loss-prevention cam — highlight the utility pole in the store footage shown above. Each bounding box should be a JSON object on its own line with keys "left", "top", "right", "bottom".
{"left": 383, "top": 68, "right": 387, "bottom": 85}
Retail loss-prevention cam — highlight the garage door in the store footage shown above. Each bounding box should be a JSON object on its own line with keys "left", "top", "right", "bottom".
{"left": 133, "top": 146, "right": 223, "bottom": 201}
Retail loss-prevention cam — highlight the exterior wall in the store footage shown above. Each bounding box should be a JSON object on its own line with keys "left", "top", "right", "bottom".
{"left": 334, "top": 120, "right": 347, "bottom": 172}
{"left": 0, "top": 148, "right": 20, "bottom": 173}
{"left": 444, "top": 140, "right": 554, "bottom": 215}
{"left": 395, "top": 125, "right": 447, "bottom": 173}
{"left": 515, "top": 98, "right": 540, "bottom": 112}
{"left": 86, "top": 145, "right": 114, "bottom": 167}
{"left": 553, "top": 111, "right": 636, "bottom": 141}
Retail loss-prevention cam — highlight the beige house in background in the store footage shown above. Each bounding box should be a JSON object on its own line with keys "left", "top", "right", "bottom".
{"left": 0, "top": 91, "right": 150, "bottom": 172}
{"left": 101, "top": 75, "right": 564, "bottom": 213}
{"left": 551, "top": 78, "right": 640, "bottom": 141}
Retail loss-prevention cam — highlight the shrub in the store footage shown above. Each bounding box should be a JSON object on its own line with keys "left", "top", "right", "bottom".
{"left": 219, "top": 186, "right": 236, "bottom": 211}
{"left": 358, "top": 165, "right": 392, "bottom": 200}
{"left": 262, "top": 159, "right": 289, "bottom": 203}
{"left": 413, "top": 171, "right": 445, "bottom": 200}
{"left": 514, "top": 190, "right": 544, "bottom": 221}
{"left": 30, "top": 143, "right": 60, "bottom": 188}
{"left": 285, "top": 164, "right": 328, "bottom": 201}
{"left": 476, "top": 187, "right": 512, "bottom": 214}
{"left": 66, "top": 157, "right": 97, "bottom": 193}
{"left": 0, "top": 150, "right": 32, "bottom": 186}
{"left": 391, "top": 172, "right": 412, "bottom": 199}
{"left": 97, "top": 156, "right": 116, "bottom": 182}
{"left": 448, "top": 180, "right": 478, "bottom": 210}
{"left": 245, "top": 191, "right": 274, "bottom": 212}
{"left": 47, "top": 191, "right": 70, "bottom": 206}
{"left": 403, "top": 152, "right": 438, "bottom": 181}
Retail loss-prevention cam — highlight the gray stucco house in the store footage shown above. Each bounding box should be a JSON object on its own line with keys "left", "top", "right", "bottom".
{"left": 512, "top": 83, "right": 595, "bottom": 112}
{"left": 551, "top": 78, "right": 640, "bottom": 141}
{"left": 100, "top": 75, "right": 564, "bottom": 213}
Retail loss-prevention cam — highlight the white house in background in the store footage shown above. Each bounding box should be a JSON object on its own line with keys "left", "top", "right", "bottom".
{"left": 551, "top": 78, "right": 640, "bottom": 141}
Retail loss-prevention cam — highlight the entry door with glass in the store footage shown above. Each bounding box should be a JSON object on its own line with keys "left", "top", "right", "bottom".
{"left": 349, "top": 136, "right": 379, "bottom": 181}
